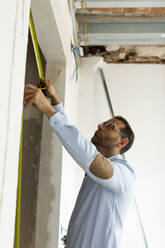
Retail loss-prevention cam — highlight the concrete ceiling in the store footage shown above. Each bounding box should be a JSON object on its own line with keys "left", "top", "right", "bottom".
{"left": 76, "top": 7, "right": 165, "bottom": 46}
{"left": 74, "top": 2, "right": 165, "bottom": 62}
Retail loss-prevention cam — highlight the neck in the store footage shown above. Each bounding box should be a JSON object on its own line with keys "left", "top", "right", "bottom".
{"left": 94, "top": 144, "right": 119, "bottom": 158}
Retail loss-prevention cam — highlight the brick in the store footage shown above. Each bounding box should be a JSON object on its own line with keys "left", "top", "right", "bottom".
{"left": 135, "top": 8, "right": 152, "bottom": 16}
{"left": 150, "top": 8, "right": 165, "bottom": 16}
{"left": 110, "top": 8, "right": 124, "bottom": 15}
{"left": 86, "top": 8, "right": 123, "bottom": 14}
{"left": 123, "top": 8, "right": 137, "bottom": 16}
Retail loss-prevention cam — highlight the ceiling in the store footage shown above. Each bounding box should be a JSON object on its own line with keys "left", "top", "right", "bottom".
{"left": 73, "top": 0, "right": 165, "bottom": 62}
{"left": 75, "top": 0, "right": 165, "bottom": 8}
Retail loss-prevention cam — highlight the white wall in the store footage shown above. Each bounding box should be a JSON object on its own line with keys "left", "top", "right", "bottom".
{"left": 103, "top": 63, "right": 165, "bottom": 248}
{"left": 0, "top": 0, "right": 31, "bottom": 247}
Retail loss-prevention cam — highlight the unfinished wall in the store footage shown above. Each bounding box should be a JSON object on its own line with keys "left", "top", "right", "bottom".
{"left": 20, "top": 32, "right": 46, "bottom": 248}
{"left": 36, "top": 61, "right": 66, "bottom": 248}
{"left": 0, "top": 0, "right": 31, "bottom": 247}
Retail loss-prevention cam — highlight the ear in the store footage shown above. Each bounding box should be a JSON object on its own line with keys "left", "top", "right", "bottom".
{"left": 116, "top": 138, "right": 128, "bottom": 149}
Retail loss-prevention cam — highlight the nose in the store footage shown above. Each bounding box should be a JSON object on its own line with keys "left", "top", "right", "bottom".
{"left": 98, "top": 124, "right": 105, "bottom": 130}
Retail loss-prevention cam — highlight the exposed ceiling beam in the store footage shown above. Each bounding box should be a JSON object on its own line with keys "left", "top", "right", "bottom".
{"left": 79, "top": 33, "right": 165, "bottom": 46}
{"left": 75, "top": 0, "right": 165, "bottom": 8}
{"left": 78, "top": 23, "right": 165, "bottom": 45}
{"left": 76, "top": 14, "right": 165, "bottom": 23}
{"left": 79, "top": 22, "right": 165, "bottom": 34}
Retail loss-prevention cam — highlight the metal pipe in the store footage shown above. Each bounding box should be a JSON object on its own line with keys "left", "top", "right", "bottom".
{"left": 99, "top": 68, "right": 115, "bottom": 117}
{"left": 68, "top": 0, "right": 79, "bottom": 46}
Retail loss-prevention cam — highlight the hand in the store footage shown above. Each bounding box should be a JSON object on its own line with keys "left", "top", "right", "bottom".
{"left": 38, "top": 78, "right": 61, "bottom": 105}
{"left": 24, "top": 84, "right": 56, "bottom": 119}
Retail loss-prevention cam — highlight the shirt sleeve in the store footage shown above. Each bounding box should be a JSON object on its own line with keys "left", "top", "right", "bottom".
{"left": 49, "top": 112, "right": 98, "bottom": 172}
{"left": 49, "top": 112, "right": 135, "bottom": 195}
{"left": 53, "top": 103, "right": 66, "bottom": 117}
{"left": 86, "top": 160, "right": 136, "bottom": 195}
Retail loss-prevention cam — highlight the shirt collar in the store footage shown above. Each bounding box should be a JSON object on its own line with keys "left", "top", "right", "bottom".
{"left": 109, "top": 154, "right": 123, "bottom": 160}
{"left": 109, "top": 154, "right": 135, "bottom": 174}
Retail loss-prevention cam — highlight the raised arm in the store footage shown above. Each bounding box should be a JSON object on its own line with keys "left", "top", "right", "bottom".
{"left": 24, "top": 80, "right": 135, "bottom": 195}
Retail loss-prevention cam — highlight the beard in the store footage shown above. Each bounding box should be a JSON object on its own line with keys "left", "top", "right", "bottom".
{"left": 91, "top": 130, "right": 117, "bottom": 149}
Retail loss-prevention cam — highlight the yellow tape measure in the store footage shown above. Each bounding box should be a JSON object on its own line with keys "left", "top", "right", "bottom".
{"left": 29, "top": 10, "right": 49, "bottom": 97}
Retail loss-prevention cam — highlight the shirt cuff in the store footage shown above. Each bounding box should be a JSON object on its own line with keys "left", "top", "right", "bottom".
{"left": 49, "top": 111, "right": 69, "bottom": 131}
{"left": 53, "top": 103, "right": 66, "bottom": 117}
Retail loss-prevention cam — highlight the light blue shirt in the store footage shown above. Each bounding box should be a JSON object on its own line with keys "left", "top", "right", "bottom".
{"left": 49, "top": 103, "right": 136, "bottom": 248}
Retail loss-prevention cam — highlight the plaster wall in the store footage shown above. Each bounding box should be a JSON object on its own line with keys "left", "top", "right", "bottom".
{"left": 20, "top": 33, "right": 46, "bottom": 248}
{"left": 0, "top": 0, "right": 31, "bottom": 247}
{"left": 35, "top": 61, "right": 66, "bottom": 248}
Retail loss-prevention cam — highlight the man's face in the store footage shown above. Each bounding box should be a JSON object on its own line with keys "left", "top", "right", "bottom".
{"left": 91, "top": 118, "right": 125, "bottom": 149}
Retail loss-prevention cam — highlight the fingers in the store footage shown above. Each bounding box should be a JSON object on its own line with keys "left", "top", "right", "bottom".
{"left": 24, "top": 87, "right": 41, "bottom": 108}
{"left": 24, "top": 80, "right": 56, "bottom": 109}
{"left": 24, "top": 91, "right": 35, "bottom": 108}
{"left": 25, "top": 84, "right": 38, "bottom": 90}
{"left": 24, "top": 89, "right": 38, "bottom": 95}
{"left": 40, "top": 78, "right": 53, "bottom": 87}
{"left": 24, "top": 97, "right": 34, "bottom": 108}
{"left": 24, "top": 91, "right": 37, "bottom": 101}
{"left": 24, "top": 87, "right": 38, "bottom": 99}
{"left": 25, "top": 80, "right": 53, "bottom": 89}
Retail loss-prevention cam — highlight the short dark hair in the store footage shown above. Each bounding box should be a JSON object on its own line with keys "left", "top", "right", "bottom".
{"left": 114, "top": 115, "right": 135, "bottom": 154}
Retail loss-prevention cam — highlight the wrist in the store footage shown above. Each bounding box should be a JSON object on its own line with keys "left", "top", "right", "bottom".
{"left": 50, "top": 96, "right": 61, "bottom": 105}
{"left": 45, "top": 106, "right": 57, "bottom": 119}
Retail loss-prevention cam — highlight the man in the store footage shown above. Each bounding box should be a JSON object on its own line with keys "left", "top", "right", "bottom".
{"left": 24, "top": 79, "right": 136, "bottom": 248}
